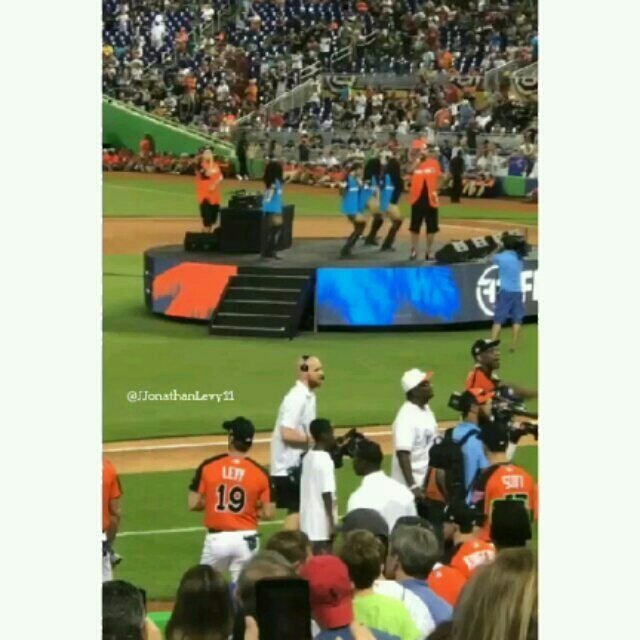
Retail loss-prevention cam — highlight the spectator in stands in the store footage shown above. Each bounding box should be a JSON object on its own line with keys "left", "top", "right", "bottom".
{"left": 386, "top": 524, "right": 453, "bottom": 626}
{"left": 301, "top": 555, "right": 401, "bottom": 640}
{"left": 233, "top": 551, "right": 296, "bottom": 640}
{"left": 165, "top": 565, "right": 233, "bottom": 640}
{"left": 103, "top": 580, "right": 162, "bottom": 640}
{"left": 265, "top": 530, "right": 312, "bottom": 571}
{"left": 338, "top": 530, "right": 421, "bottom": 640}
{"left": 450, "top": 548, "right": 537, "bottom": 640}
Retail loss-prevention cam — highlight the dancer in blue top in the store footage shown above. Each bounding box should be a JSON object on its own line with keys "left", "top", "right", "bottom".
{"left": 362, "top": 156, "right": 384, "bottom": 246}
{"left": 262, "top": 160, "right": 285, "bottom": 259}
{"left": 378, "top": 156, "right": 405, "bottom": 251}
{"left": 340, "top": 162, "right": 366, "bottom": 258}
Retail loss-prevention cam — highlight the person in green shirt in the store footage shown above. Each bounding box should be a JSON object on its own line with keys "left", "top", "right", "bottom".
{"left": 339, "top": 530, "right": 421, "bottom": 640}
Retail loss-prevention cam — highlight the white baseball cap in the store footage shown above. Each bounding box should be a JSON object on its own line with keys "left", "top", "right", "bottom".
{"left": 401, "top": 368, "right": 433, "bottom": 393}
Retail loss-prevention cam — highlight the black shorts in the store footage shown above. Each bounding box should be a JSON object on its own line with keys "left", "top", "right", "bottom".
{"left": 271, "top": 476, "right": 300, "bottom": 513}
{"left": 199, "top": 201, "right": 220, "bottom": 227}
{"left": 410, "top": 190, "right": 439, "bottom": 234}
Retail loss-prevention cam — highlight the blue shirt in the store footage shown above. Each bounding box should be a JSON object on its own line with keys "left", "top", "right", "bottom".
{"left": 316, "top": 627, "right": 400, "bottom": 640}
{"left": 359, "top": 175, "right": 378, "bottom": 211}
{"left": 342, "top": 175, "right": 361, "bottom": 216}
{"left": 451, "top": 422, "right": 489, "bottom": 503}
{"left": 401, "top": 578, "right": 452, "bottom": 626}
{"left": 492, "top": 250, "right": 523, "bottom": 293}
{"left": 263, "top": 179, "right": 283, "bottom": 214}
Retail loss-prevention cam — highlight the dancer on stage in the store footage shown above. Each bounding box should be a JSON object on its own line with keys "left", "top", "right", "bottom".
{"left": 378, "top": 156, "right": 405, "bottom": 251}
{"left": 339, "top": 162, "right": 366, "bottom": 258}
{"left": 361, "top": 156, "right": 383, "bottom": 246}
{"left": 262, "top": 159, "right": 285, "bottom": 259}
{"left": 195, "top": 149, "right": 223, "bottom": 232}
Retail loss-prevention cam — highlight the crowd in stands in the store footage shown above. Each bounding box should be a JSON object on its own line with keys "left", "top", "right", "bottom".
{"left": 102, "top": 1, "right": 538, "bottom": 139}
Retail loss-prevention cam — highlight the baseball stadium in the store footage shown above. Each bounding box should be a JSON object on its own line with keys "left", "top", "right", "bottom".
{"left": 102, "top": 1, "right": 539, "bottom": 639}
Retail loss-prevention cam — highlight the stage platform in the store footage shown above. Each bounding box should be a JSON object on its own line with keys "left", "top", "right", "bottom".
{"left": 144, "top": 238, "right": 538, "bottom": 336}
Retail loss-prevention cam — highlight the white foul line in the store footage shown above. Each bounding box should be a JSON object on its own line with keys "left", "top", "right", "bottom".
{"left": 104, "top": 430, "right": 392, "bottom": 453}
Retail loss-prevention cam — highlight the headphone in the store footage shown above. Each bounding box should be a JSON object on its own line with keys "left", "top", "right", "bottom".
{"left": 300, "top": 355, "right": 310, "bottom": 372}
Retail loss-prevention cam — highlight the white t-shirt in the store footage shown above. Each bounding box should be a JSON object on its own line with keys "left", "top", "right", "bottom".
{"left": 373, "top": 580, "right": 436, "bottom": 638}
{"left": 391, "top": 401, "right": 438, "bottom": 487}
{"left": 270, "top": 381, "right": 316, "bottom": 477}
{"left": 300, "top": 450, "right": 336, "bottom": 541}
{"left": 347, "top": 471, "right": 417, "bottom": 530}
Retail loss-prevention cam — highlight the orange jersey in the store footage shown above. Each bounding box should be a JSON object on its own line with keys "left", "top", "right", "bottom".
{"left": 102, "top": 459, "right": 122, "bottom": 532}
{"left": 450, "top": 539, "right": 496, "bottom": 579}
{"left": 190, "top": 453, "right": 270, "bottom": 531}
{"left": 427, "top": 564, "right": 467, "bottom": 607}
{"left": 465, "top": 366, "right": 499, "bottom": 394}
{"left": 410, "top": 158, "right": 442, "bottom": 208}
{"left": 471, "top": 463, "right": 538, "bottom": 539}
{"left": 196, "top": 160, "right": 222, "bottom": 204}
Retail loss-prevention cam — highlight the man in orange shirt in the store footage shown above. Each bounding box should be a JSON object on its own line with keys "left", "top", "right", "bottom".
{"left": 443, "top": 502, "right": 495, "bottom": 580}
{"left": 409, "top": 147, "right": 443, "bottom": 261}
{"left": 195, "top": 148, "right": 223, "bottom": 232}
{"left": 471, "top": 420, "right": 537, "bottom": 541}
{"left": 102, "top": 458, "right": 122, "bottom": 582}
{"left": 188, "top": 417, "right": 275, "bottom": 582}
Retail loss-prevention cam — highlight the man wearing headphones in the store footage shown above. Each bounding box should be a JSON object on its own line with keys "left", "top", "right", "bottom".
{"left": 270, "top": 355, "right": 326, "bottom": 530}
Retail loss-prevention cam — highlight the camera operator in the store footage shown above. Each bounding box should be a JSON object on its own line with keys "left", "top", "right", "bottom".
{"left": 466, "top": 339, "right": 537, "bottom": 400}
{"left": 488, "top": 232, "right": 529, "bottom": 352}
{"left": 470, "top": 419, "right": 538, "bottom": 542}
{"left": 391, "top": 369, "right": 439, "bottom": 499}
{"left": 269, "top": 355, "right": 325, "bottom": 531}
{"left": 347, "top": 438, "right": 418, "bottom": 531}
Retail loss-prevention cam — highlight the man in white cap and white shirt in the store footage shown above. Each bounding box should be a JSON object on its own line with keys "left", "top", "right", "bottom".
{"left": 391, "top": 368, "right": 439, "bottom": 498}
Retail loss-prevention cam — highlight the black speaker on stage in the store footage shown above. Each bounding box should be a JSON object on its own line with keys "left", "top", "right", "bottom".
{"left": 466, "top": 236, "right": 493, "bottom": 260}
{"left": 435, "top": 240, "right": 471, "bottom": 264}
{"left": 184, "top": 230, "right": 220, "bottom": 252}
{"left": 228, "top": 190, "right": 263, "bottom": 210}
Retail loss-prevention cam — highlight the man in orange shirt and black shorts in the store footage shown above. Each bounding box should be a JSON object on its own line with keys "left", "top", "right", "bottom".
{"left": 188, "top": 417, "right": 275, "bottom": 582}
{"left": 102, "top": 458, "right": 122, "bottom": 582}
{"left": 195, "top": 148, "right": 223, "bottom": 232}
{"left": 409, "top": 147, "right": 443, "bottom": 261}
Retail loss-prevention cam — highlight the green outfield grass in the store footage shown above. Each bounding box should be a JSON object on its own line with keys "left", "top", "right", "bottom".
{"left": 103, "top": 255, "right": 537, "bottom": 442}
{"left": 114, "top": 449, "right": 537, "bottom": 600}
{"left": 103, "top": 173, "right": 538, "bottom": 225}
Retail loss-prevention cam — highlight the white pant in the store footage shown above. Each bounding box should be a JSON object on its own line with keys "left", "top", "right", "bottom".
{"left": 102, "top": 535, "right": 113, "bottom": 582}
{"left": 200, "top": 530, "right": 259, "bottom": 582}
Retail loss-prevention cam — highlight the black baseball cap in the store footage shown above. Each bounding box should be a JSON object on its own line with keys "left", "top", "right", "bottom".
{"left": 479, "top": 421, "right": 510, "bottom": 452}
{"left": 471, "top": 339, "right": 500, "bottom": 359}
{"left": 354, "top": 439, "right": 383, "bottom": 466}
{"left": 444, "top": 501, "right": 482, "bottom": 534}
{"left": 222, "top": 417, "right": 255, "bottom": 445}
{"left": 337, "top": 509, "right": 389, "bottom": 537}
{"left": 490, "top": 500, "right": 532, "bottom": 548}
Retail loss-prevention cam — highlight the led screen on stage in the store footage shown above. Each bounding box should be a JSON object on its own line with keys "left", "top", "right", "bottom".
{"left": 316, "top": 261, "right": 538, "bottom": 327}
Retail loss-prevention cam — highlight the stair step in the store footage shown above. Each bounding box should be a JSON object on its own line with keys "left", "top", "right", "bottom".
{"left": 232, "top": 275, "right": 309, "bottom": 289}
{"left": 225, "top": 287, "right": 301, "bottom": 302}
{"left": 213, "top": 312, "right": 291, "bottom": 329}
{"left": 218, "top": 300, "right": 298, "bottom": 315}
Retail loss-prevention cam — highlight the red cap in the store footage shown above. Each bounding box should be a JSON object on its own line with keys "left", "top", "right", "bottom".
{"left": 300, "top": 556, "right": 353, "bottom": 629}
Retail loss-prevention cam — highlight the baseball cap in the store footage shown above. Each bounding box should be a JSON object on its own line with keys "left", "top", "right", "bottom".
{"left": 393, "top": 515, "right": 434, "bottom": 532}
{"left": 401, "top": 368, "right": 433, "bottom": 393}
{"left": 444, "top": 501, "right": 482, "bottom": 534}
{"left": 300, "top": 556, "right": 353, "bottom": 629}
{"left": 337, "top": 509, "right": 389, "bottom": 538}
{"left": 353, "top": 439, "right": 382, "bottom": 466}
{"left": 222, "top": 417, "right": 255, "bottom": 445}
{"left": 479, "top": 420, "right": 509, "bottom": 452}
{"left": 471, "top": 339, "right": 500, "bottom": 359}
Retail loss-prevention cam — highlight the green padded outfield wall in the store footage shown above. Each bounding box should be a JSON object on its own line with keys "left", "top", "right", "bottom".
{"left": 102, "top": 98, "right": 236, "bottom": 161}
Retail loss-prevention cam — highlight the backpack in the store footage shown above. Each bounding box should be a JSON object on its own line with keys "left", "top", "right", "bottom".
{"left": 425, "top": 428, "right": 480, "bottom": 504}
